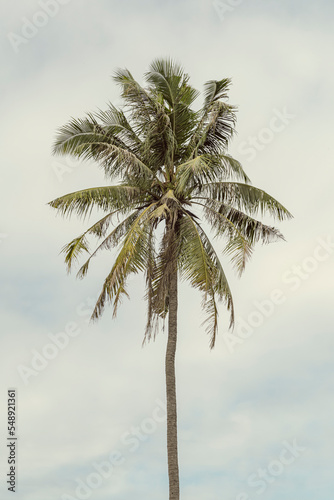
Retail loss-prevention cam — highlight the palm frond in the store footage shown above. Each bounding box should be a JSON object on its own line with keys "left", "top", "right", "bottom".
{"left": 143, "top": 225, "right": 159, "bottom": 344}
{"left": 76, "top": 211, "right": 141, "bottom": 279}
{"left": 192, "top": 201, "right": 254, "bottom": 276}
{"left": 94, "top": 104, "right": 143, "bottom": 152}
{"left": 203, "top": 78, "right": 232, "bottom": 108}
{"left": 201, "top": 292, "right": 219, "bottom": 349}
{"left": 61, "top": 235, "right": 90, "bottom": 273}
{"left": 223, "top": 236, "right": 253, "bottom": 277}
{"left": 196, "top": 182, "right": 292, "bottom": 220}
{"left": 185, "top": 78, "right": 237, "bottom": 161}
{"left": 176, "top": 154, "right": 250, "bottom": 196}
{"left": 145, "top": 59, "right": 182, "bottom": 109}
{"left": 113, "top": 68, "right": 155, "bottom": 116}
{"left": 178, "top": 213, "right": 212, "bottom": 296}
{"left": 149, "top": 219, "right": 180, "bottom": 321}
{"left": 195, "top": 199, "right": 286, "bottom": 275}
{"left": 60, "top": 211, "right": 119, "bottom": 272}
{"left": 91, "top": 204, "right": 156, "bottom": 320}
{"left": 48, "top": 185, "right": 140, "bottom": 219}
{"left": 145, "top": 58, "right": 199, "bottom": 115}
{"left": 216, "top": 155, "right": 250, "bottom": 183}
{"left": 193, "top": 221, "right": 235, "bottom": 331}
{"left": 197, "top": 101, "right": 237, "bottom": 155}
{"left": 145, "top": 59, "right": 199, "bottom": 166}
{"left": 178, "top": 213, "right": 234, "bottom": 346}
{"left": 175, "top": 155, "right": 218, "bottom": 195}
{"left": 53, "top": 116, "right": 153, "bottom": 181}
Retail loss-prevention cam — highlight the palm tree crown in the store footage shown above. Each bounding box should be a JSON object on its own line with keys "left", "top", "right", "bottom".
{"left": 50, "top": 58, "right": 291, "bottom": 347}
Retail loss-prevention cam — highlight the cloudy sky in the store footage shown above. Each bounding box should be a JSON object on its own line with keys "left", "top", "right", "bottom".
{"left": 1, "top": 0, "right": 333, "bottom": 499}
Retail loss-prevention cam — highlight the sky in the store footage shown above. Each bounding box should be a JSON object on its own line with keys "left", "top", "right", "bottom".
{"left": 1, "top": 0, "right": 333, "bottom": 499}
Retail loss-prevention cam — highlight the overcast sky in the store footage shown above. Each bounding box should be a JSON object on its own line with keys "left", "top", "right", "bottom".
{"left": 1, "top": 1, "right": 333, "bottom": 499}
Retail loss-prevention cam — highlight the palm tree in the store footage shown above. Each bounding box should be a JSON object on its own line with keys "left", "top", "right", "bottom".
{"left": 49, "top": 59, "right": 291, "bottom": 500}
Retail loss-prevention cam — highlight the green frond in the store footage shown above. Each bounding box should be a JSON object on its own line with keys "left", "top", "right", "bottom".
{"left": 60, "top": 211, "right": 119, "bottom": 272}
{"left": 217, "top": 155, "right": 250, "bottom": 183}
{"left": 113, "top": 70, "right": 175, "bottom": 173}
{"left": 185, "top": 81, "right": 237, "bottom": 161}
{"left": 201, "top": 292, "right": 219, "bottom": 349}
{"left": 147, "top": 220, "right": 181, "bottom": 324}
{"left": 192, "top": 201, "right": 254, "bottom": 275}
{"left": 54, "top": 116, "right": 153, "bottom": 181}
{"left": 146, "top": 67, "right": 179, "bottom": 110}
{"left": 196, "top": 199, "right": 284, "bottom": 242}
{"left": 76, "top": 211, "right": 141, "bottom": 279}
{"left": 203, "top": 78, "right": 232, "bottom": 108}
{"left": 194, "top": 198, "right": 285, "bottom": 275}
{"left": 178, "top": 214, "right": 234, "bottom": 345}
{"left": 61, "top": 236, "right": 90, "bottom": 273}
{"left": 196, "top": 182, "right": 292, "bottom": 220}
{"left": 146, "top": 58, "right": 199, "bottom": 108}
{"left": 148, "top": 58, "right": 185, "bottom": 81}
{"left": 113, "top": 68, "right": 145, "bottom": 101}
{"left": 113, "top": 68, "right": 160, "bottom": 124}
{"left": 175, "top": 155, "right": 215, "bottom": 195}
{"left": 91, "top": 204, "right": 156, "bottom": 320}
{"left": 193, "top": 221, "right": 235, "bottom": 330}
{"left": 53, "top": 115, "right": 127, "bottom": 159}
{"left": 178, "top": 214, "right": 212, "bottom": 295}
{"left": 48, "top": 185, "right": 140, "bottom": 219}
{"left": 85, "top": 211, "right": 119, "bottom": 238}
{"left": 198, "top": 101, "right": 237, "bottom": 155}
{"left": 204, "top": 201, "right": 283, "bottom": 275}
{"left": 224, "top": 236, "right": 253, "bottom": 277}
{"left": 176, "top": 153, "right": 249, "bottom": 196}
{"left": 143, "top": 226, "right": 160, "bottom": 344}
{"left": 144, "top": 59, "right": 199, "bottom": 166}
{"left": 94, "top": 104, "right": 143, "bottom": 152}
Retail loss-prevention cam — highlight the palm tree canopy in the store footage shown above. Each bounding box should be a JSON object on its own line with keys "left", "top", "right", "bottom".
{"left": 49, "top": 58, "right": 292, "bottom": 348}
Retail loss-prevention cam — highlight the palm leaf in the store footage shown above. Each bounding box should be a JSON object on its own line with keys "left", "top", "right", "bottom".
{"left": 176, "top": 154, "right": 250, "bottom": 196}
{"left": 196, "top": 182, "right": 292, "bottom": 220}
{"left": 76, "top": 211, "right": 141, "bottom": 279}
{"left": 49, "top": 185, "right": 140, "bottom": 219}
{"left": 178, "top": 213, "right": 234, "bottom": 346}
{"left": 143, "top": 225, "right": 159, "bottom": 343}
{"left": 61, "top": 235, "right": 90, "bottom": 273}
{"left": 60, "top": 211, "right": 120, "bottom": 272}
{"left": 193, "top": 201, "right": 255, "bottom": 276}
{"left": 53, "top": 116, "right": 153, "bottom": 181}
{"left": 91, "top": 204, "right": 156, "bottom": 320}
{"left": 203, "top": 78, "right": 232, "bottom": 108}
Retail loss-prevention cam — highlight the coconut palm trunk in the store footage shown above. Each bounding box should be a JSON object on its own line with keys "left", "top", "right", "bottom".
{"left": 166, "top": 258, "right": 180, "bottom": 499}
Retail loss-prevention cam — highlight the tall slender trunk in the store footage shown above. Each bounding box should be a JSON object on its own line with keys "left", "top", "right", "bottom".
{"left": 165, "top": 261, "right": 180, "bottom": 499}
